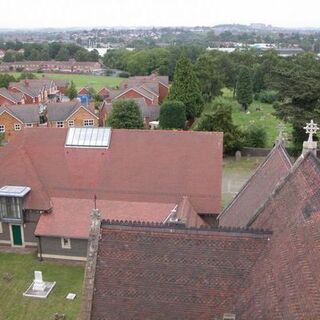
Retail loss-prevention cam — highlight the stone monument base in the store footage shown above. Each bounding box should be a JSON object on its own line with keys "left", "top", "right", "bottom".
{"left": 23, "top": 281, "right": 56, "bottom": 299}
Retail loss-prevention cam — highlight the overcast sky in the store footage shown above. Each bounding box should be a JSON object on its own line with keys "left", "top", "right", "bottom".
{"left": 1, "top": 0, "right": 320, "bottom": 29}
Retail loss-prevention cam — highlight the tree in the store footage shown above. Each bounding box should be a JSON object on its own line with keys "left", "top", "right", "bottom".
{"left": 236, "top": 66, "right": 253, "bottom": 111}
{"left": 195, "top": 52, "right": 224, "bottom": 102}
{"left": 167, "top": 55, "right": 203, "bottom": 121}
{"left": 159, "top": 101, "right": 186, "bottom": 129}
{"left": 107, "top": 99, "right": 144, "bottom": 129}
{"left": 56, "top": 47, "right": 70, "bottom": 61}
{"left": 0, "top": 74, "right": 16, "bottom": 88}
{"left": 196, "top": 98, "right": 243, "bottom": 153}
{"left": 67, "top": 81, "right": 77, "bottom": 100}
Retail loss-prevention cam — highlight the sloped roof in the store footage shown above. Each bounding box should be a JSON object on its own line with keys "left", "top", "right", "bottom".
{"left": 235, "top": 152, "right": 320, "bottom": 319}
{"left": 35, "top": 198, "right": 177, "bottom": 238}
{"left": 91, "top": 221, "right": 270, "bottom": 320}
{"left": 219, "top": 142, "right": 292, "bottom": 227}
{"left": 0, "top": 88, "right": 24, "bottom": 104}
{"left": 0, "top": 128, "right": 223, "bottom": 214}
{"left": 0, "top": 101, "right": 88, "bottom": 123}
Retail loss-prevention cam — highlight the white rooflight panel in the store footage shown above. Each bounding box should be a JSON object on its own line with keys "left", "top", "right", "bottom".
{"left": 65, "top": 127, "right": 112, "bottom": 149}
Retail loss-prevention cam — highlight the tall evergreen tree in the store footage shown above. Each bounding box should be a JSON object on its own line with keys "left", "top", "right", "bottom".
{"left": 67, "top": 81, "right": 77, "bottom": 100}
{"left": 167, "top": 55, "right": 203, "bottom": 121}
{"left": 159, "top": 101, "right": 186, "bottom": 129}
{"left": 236, "top": 65, "right": 253, "bottom": 111}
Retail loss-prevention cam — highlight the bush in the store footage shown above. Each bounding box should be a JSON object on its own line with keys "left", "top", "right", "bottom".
{"left": 107, "top": 99, "right": 144, "bottom": 129}
{"left": 118, "top": 71, "right": 130, "bottom": 78}
{"left": 105, "top": 69, "right": 113, "bottom": 76}
{"left": 159, "top": 101, "right": 186, "bottom": 129}
{"left": 257, "top": 90, "right": 279, "bottom": 104}
{"left": 243, "top": 125, "right": 267, "bottom": 148}
{"left": 196, "top": 102, "right": 244, "bottom": 154}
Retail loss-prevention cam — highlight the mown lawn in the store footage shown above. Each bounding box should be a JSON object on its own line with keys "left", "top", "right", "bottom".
{"left": 4, "top": 72, "right": 123, "bottom": 91}
{"left": 0, "top": 252, "right": 84, "bottom": 320}
{"left": 204, "top": 89, "right": 292, "bottom": 148}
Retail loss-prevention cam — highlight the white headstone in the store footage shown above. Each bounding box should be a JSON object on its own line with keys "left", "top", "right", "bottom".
{"left": 32, "top": 271, "right": 46, "bottom": 292}
{"left": 303, "top": 120, "right": 319, "bottom": 156}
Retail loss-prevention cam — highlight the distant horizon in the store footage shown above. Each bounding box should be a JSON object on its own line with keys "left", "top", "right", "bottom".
{"left": 1, "top": 0, "right": 320, "bottom": 30}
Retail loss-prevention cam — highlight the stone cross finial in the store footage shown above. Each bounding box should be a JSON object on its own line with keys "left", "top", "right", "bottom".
{"left": 277, "top": 122, "right": 286, "bottom": 142}
{"left": 304, "top": 120, "right": 319, "bottom": 143}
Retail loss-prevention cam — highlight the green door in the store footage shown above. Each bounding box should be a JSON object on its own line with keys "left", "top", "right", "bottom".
{"left": 12, "top": 225, "right": 22, "bottom": 246}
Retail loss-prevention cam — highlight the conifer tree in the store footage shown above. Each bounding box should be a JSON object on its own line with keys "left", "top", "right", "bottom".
{"left": 236, "top": 66, "right": 253, "bottom": 111}
{"left": 67, "top": 81, "right": 77, "bottom": 100}
{"left": 167, "top": 55, "right": 203, "bottom": 121}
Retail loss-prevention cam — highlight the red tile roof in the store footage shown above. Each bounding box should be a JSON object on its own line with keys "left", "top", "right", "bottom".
{"left": 235, "top": 152, "right": 320, "bottom": 319}
{"left": 0, "top": 128, "right": 222, "bottom": 215}
{"left": 219, "top": 142, "right": 292, "bottom": 227}
{"left": 91, "top": 221, "right": 270, "bottom": 320}
{"left": 35, "top": 198, "right": 176, "bottom": 238}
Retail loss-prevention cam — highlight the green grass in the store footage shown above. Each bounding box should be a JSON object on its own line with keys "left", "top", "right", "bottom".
{"left": 0, "top": 252, "right": 84, "bottom": 320}
{"left": 205, "top": 89, "right": 292, "bottom": 148}
{"left": 4, "top": 72, "right": 123, "bottom": 91}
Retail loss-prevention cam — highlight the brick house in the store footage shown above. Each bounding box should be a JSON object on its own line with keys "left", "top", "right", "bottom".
{"left": 0, "top": 60, "right": 102, "bottom": 73}
{"left": 0, "top": 128, "right": 223, "bottom": 261}
{"left": 80, "top": 136, "right": 320, "bottom": 319}
{"left": 106, "top": 73, "right": 169, "bottom": 106}
{"left": 0, "top": 101, "right": 98, "bottom": 140}
{"left": 0, "top": 88, "right": 25, "bottom": 106}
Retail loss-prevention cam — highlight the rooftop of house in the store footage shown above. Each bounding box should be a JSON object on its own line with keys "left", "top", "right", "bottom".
{"left": 0, "top": 101, "right": 92, "bottom": 124}
{"left": 0, "top": 128, "right": 223, "bottom": 216}
{"left": 0, "top": 87, "right": 24, "bottom": 104}
{"left": 219, "top": 142, "right": 292, "bottom": 227}
{"left": 90, "top": 220, "right": 271, "bottom": 320}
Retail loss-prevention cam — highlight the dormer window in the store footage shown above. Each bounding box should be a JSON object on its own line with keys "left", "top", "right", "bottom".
{"left": 0, "top": 186, "right": 31, "bottom": 221}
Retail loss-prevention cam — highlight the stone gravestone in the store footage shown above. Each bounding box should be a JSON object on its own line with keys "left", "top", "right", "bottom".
{"left": 235, "top": 150, "right": 242, "bottom": 161}
{"left": 33, "top": 271, "right": 46, "bottom": 292}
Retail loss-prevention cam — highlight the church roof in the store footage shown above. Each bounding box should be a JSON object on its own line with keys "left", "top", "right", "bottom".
{"left": 219, "top": 142, "right": 292, "bottom": 227}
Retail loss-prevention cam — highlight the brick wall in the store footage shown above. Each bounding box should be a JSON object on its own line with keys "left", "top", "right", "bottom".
{"left": 117, "top": 89, "right": 154, "bottom": 105}
{"left": 0, "top": 111, "right": 23, "bottom": 140}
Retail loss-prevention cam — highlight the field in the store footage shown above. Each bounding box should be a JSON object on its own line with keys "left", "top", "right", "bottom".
{"left": 5, "top": 72, "right": 123, "bottom": 91}
{"left": 205, "top": 89, "right": 292, "bottom": 148}
{"left": 0, "top": 252, "right": 84, "bottom": 320}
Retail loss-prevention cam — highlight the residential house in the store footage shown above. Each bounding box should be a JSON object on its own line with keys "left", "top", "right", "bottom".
{"left": 0, "top": 59, "right": 103, "bottom": 73}
{"left": 0, "top": 88, "right": 25, "bottom": 106}
{"left": 0, "top": 101, "right": 98, "bottom": 140}
{"left": 0, "top": 128, "right": 223, "bottom": 261}
{"left": 106, "top": 73, "right": 169, "bottom": 106}
{"left": 81, "top": 129, "right": 320, "bottom": 320}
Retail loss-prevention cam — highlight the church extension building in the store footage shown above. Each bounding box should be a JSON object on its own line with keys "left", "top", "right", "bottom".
{"left": 0, "top": 128, "right": 222, "bottom": 261}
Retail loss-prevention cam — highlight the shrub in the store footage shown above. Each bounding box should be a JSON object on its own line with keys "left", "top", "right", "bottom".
{"left": 196, "top": 102, "right": 244, "bottom": 154}
{"left": 243, "top": 125, "right": 267, "bottom": 148}
{"left": 118, "top": 71, "right": 130, "bottom": 78}
{"left": 159, "top": 101, "right": 186, "bottom": 129}
{"left": 257, "top": 90, "right": 279, "bottom": 104}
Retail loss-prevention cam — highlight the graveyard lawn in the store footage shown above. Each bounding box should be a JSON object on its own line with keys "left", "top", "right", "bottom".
{"left": 0, "top": 252, "right": 84, "bottom": 320}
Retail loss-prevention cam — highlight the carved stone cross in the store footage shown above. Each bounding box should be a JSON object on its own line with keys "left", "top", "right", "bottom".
{"left": 304, "top": 120, "right": 319, "bottom": 142}
{"left": 277, "top": 122, "right": 286, "bottom": 141}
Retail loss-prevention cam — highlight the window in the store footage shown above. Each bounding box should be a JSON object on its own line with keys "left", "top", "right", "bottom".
{"left": 68, "top": 120, "right": 75, "bottom": 128}
{"left": 0, "top": 124, "right": 5, "bottom": 133}
{"left": 14, "top": 123, "right": 21, "bottom": 131}
{"left": 61, "top": 237, "right": 71, "bottom": 249}
{"left": 56, "top": 121, "right": 64, "bottom": 128}
{"left": 0, "top": 197, "right": 22, "bottom": 220}
{"left": 25, "top": 123, "right": 33, "bottom": 128}
{"left": 83, "top": 119, "right": 94, "bottom": 127}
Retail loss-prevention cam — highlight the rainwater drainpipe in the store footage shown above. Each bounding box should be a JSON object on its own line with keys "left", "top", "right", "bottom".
{"left": 36, "top": 236, "right": 43, "bottom": 262}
